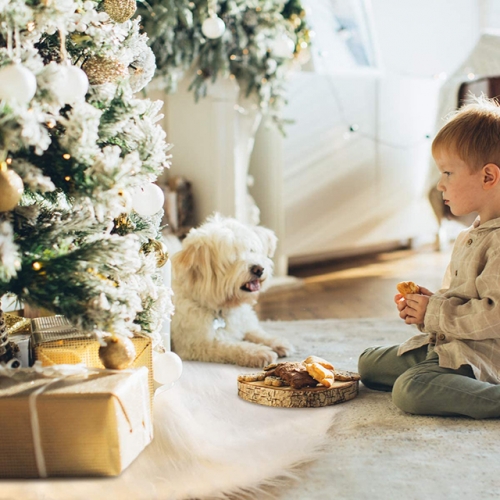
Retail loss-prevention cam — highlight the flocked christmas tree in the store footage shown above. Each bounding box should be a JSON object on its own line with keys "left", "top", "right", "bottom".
{"left": 0, "top": 0, "right": 173, "bottom": 366}
{"left": 138, "top": 0, "right": 311, "bottom": 131}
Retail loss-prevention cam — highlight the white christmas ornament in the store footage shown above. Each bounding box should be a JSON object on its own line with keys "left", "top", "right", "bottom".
{"left": 153, "top": 350, "right": 183, "bottom": 388}
{"left": 54, "top": 64, "right": 89, "bottom": 104}
{"left": 0, "top": 63, "right": 37, "bottom": 103}
{"left": 201, "top": 15, "right": 226, "bottom": 39}
{"left": 132, "top": 183, "right": 164, "bottom": 216}
{"left": 272, "top": 35, "right": 295, "bottom": 59}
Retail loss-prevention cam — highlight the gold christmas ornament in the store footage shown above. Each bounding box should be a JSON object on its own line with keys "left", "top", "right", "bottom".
{"left": 103, "top": 0, "right": 137, "bottom": 23}
{"left": 142, "top": 239, "right": 169, "bottom": 268}
{"left": 82, "top": 56, "right": 128, "bottom": 85}
{"left": 0, "top": 162, "right": 24, "bottom": 212}
{"left": 99, "top": 335, "right": 136, "bottom": 370}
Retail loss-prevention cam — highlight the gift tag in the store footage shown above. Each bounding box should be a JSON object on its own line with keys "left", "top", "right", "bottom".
{"left": 213, "top": 317, "right": 226, "bottom": 330}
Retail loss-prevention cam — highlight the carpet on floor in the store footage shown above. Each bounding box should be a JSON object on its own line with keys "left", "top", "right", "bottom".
{"left": 3, "top": 318, "right": 500, "bottom": 500}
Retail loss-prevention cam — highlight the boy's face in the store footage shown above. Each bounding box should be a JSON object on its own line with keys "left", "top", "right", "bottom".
{"left": 435, "top": 149, "right": 485, "bottom": 217}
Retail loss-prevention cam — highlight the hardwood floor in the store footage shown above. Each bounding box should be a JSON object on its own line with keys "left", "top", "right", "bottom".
{"left": 256, "top": 246, "right": 452, "bottom": 321}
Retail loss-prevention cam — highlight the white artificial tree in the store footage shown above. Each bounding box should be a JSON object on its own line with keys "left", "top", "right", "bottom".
{"left": 0, "top": 0, "right": 173, "bottom": 366}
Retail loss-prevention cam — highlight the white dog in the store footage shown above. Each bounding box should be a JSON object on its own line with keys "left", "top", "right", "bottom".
{"left": 170, "top": 214, "right": 294, "bottom": 367}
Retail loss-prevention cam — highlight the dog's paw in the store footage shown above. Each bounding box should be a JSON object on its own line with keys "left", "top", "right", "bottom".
{"left": 244, "top": 347, "right": 278, "bottom": 368}
{"left": 269, "top": 339, "right": 295, "bottom": 358}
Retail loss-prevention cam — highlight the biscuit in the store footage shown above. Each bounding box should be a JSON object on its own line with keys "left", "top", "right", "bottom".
{"left": 238, "top": 372, "right": 266, "bottom": 382}
{"left": 264, "top": 375, "right": 287, "bottom": 387}
{"left": 333, "top": 369, "right": 361, "bottom": 382}
{"left": 303, "top": 355, "right": 334, "bottom": 370}
{"left": 306, "top": 362, "right": 335, "bottom": 388}
{"left": 396, "top": 281, "right": 420, "bottom": 298}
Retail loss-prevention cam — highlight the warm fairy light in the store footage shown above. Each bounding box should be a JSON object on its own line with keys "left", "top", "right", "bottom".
{"left": 27, "top": 21, "right": 35, "bottom": 32}
{"left": 467, "top": 72, "right": 475, "bottom": 80}
{"left": 64, "top": 176, "right": 70, "bottom": 181}
{"left": 197, "top": 69, "right": 203, "bottom": 75}
{"left": 5, "top": 158, "right": 12, "bottom": 165}
{"left": 47, "top": 120, "right": 56, "bottom": 129}
{"left": 62, "top": 154, "right": 71, "bottom": 160}
{"left": 32, "top": 262, "right": 42, "bottom": 271}
{"left": 230, "top": 55, "right": 236, "bottom": 60}
{"left": 242, "top": 49, "right": 249, "bottom": 55}
{"left": 261, "top": 78, "right": 267, "bottom": 83}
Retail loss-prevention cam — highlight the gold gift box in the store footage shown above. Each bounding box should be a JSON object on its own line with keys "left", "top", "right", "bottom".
{"left": 31, "top": 317, "right": 154, "bottom": 407}
{"left": 0, "top": 366, "right": 152, "bottom": 478}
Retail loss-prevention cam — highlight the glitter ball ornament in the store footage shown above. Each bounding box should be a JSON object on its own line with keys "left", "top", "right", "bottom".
{"left": 103, "top": 0, "right": 137, "bottom": 23}
{"left": 0, "top": 63, "right": 37, "bottom": 103}
{"left": 82, "top": 56, "right": 128, "bottom": 85}
{"left": 99, "top": 335, "right": 136, "bottom": 370}
{"left": 201, "top": 15, "right": 226, "bottom": 39}
{"left": 0, "top": 165, "right": 24, "bottom": 212}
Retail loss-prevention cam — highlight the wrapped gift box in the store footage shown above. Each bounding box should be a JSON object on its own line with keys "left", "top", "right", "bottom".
{"left": 0, "top": 365, "right": 152, "bottom": 478}
{"left": 31, "top": 317, "right": 154, "bottom": 406}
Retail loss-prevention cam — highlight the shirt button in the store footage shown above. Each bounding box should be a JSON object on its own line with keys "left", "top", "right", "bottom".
{"left": 438, "top": 333, "right": 446, "bottom": 341}
{"left": 467, "top": 239, "right": 473, "bottom": 246}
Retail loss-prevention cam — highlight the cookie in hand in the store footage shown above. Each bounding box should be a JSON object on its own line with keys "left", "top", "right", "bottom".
{"left": 396, "top": 281, "right": 420, "bottom": 298}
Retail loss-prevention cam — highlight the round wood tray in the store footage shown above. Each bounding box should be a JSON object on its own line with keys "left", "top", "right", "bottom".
{"left": 237, "top": 378, "right": 359, "bottom": 408}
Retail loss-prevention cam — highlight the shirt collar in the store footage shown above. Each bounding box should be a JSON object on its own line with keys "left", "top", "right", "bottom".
{"left": 473, "top": 215, "right": 500, "bottom": 231}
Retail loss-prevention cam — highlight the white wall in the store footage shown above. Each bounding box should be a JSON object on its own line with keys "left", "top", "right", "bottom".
{"left": 250, "top": 0, "right": 482, "bottom": 265}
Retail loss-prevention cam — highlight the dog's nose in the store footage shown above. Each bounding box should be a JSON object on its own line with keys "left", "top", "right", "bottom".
{"left": 251, "top": 265, "right": 264, "bottom": 278}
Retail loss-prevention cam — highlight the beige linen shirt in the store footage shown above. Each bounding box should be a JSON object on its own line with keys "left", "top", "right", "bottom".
{"left": 398, "top": 216, "right": 500, "bottom": 384}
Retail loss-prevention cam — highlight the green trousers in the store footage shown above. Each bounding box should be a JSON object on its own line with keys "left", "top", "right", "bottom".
{"left": 358, "top": 344, "right": 500, "bottom": 419}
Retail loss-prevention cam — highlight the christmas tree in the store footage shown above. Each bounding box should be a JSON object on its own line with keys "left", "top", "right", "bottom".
{"left": 138, "top": 0, "right": 311, "bottom": 131}
{"left": 0, "top": 0, "right": 173, "bottom": 365}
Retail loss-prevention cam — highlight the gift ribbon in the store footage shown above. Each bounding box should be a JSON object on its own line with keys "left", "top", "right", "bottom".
{"left": 0, "top": 362, "right": 151, "bottom": 478}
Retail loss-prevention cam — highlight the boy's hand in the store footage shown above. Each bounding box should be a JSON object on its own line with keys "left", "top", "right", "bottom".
{"left": 395, "top": 287, "right": 433, "bottom": 325}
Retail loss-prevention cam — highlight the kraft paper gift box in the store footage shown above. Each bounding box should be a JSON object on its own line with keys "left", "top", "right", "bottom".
{"left": 31, "top": 316, "right": 154, "bottom": 406}
{"left": 0, "top": 364, "right": 152, "bottom": 478}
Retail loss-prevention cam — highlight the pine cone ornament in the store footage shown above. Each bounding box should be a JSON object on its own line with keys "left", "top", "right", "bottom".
{"left": 103, "top": 0, "right": 137, "bottom": 23}
{"left": 82, "top": 56, "right": 128, "bottom": 85}
{"left": 99, "top": 335, "right": 136, "bottom": 369}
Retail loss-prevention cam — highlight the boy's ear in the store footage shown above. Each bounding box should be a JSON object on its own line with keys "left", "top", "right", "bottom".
{"left": 482, "top": 163, "right": 500, "bottom": 189}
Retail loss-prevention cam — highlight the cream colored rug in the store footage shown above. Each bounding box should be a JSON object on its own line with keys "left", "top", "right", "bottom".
{"left": 3, "top": 319, "right": 500, "bottom": 500}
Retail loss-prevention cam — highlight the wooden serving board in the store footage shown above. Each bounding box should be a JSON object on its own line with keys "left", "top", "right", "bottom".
{"left": 237, "top": 378, "right": 359, "bottom": 408}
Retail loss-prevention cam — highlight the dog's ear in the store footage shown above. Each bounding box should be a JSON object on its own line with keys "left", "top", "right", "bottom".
{"left": 253, "top": 226, "right": 277, "bottom": 258}
{"left": 172, "top": 242, "right": 214, "bottom": 284}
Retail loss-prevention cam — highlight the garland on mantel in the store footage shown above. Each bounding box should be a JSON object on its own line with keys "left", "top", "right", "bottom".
{"left": 138, "top": 0, "right": 311, "bottom": 131}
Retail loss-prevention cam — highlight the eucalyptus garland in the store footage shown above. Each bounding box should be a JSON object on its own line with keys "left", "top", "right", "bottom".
{"left": 138, "top": 0, "right": 310, "bottom": 130}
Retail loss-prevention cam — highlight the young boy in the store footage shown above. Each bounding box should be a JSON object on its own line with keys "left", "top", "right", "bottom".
{"left": 358, "top": 96, "right": 500, "bottom": 418}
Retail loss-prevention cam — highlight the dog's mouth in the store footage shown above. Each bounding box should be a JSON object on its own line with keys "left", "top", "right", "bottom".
{"left": 240, "top": 279, "right": 261, "bottom": 292}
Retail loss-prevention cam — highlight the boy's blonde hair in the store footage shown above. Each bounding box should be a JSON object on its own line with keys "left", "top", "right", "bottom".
{"left": 432, "top": 95, "right": 500, "bottom": 171}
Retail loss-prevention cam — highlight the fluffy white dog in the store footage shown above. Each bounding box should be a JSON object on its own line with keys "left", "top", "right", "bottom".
{"left": 170, "top": 214, "right": 294, "bottom": 367}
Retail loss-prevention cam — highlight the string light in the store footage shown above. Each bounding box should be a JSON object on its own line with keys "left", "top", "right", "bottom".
{"left": 325, "top": 75, "right": 432, "bottom": 150}
{"left": 62, "top": 153, "right": 71, "bottom": 160}
{"left": 32, "top": 261, "right": 42, "bottom": 271}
